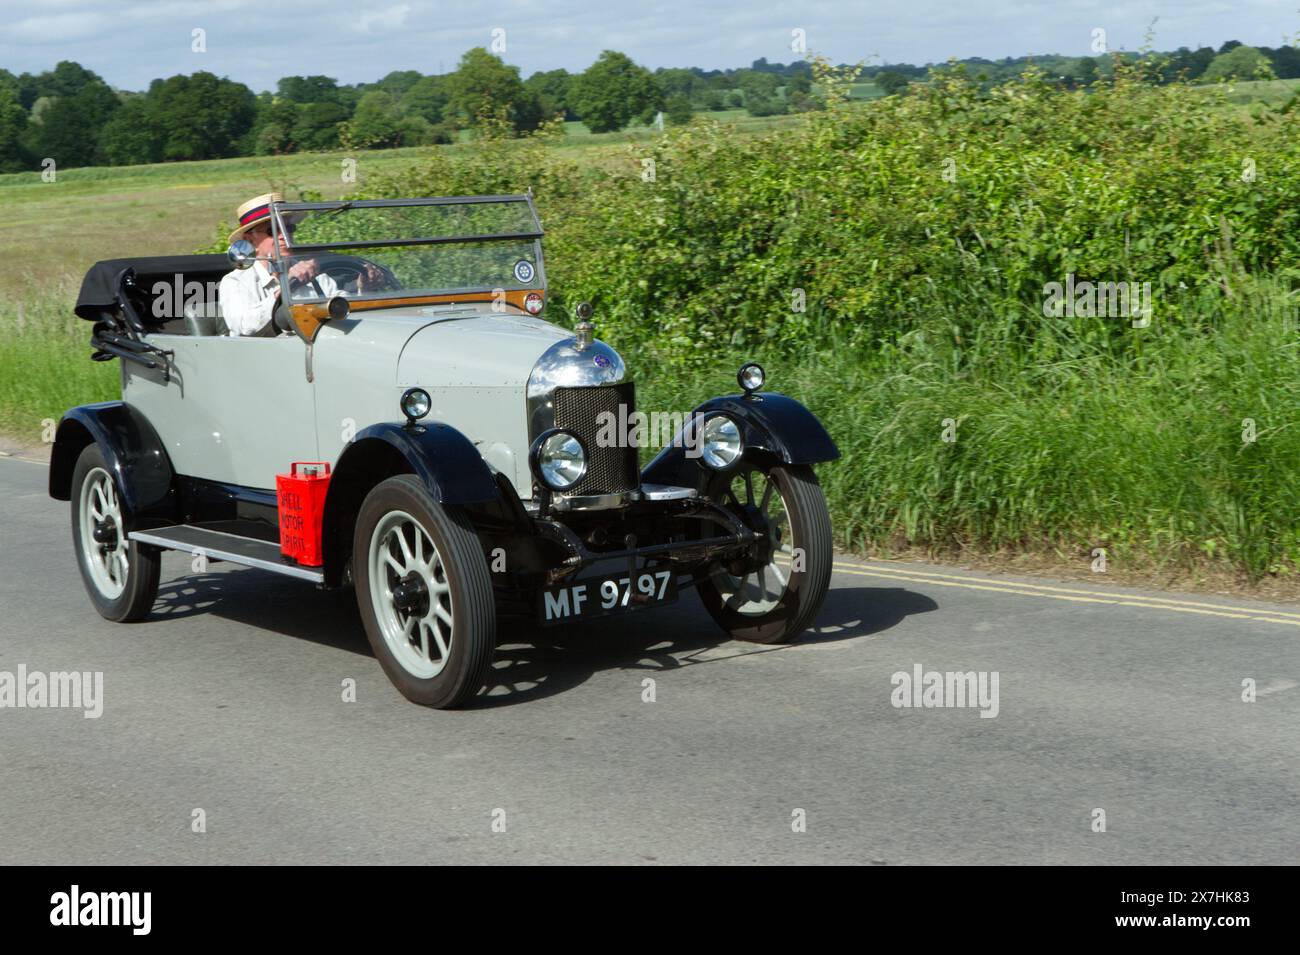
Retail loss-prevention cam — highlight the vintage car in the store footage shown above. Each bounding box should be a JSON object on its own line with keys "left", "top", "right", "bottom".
{"left": 49, "top": 195, "right": 839, "bottom": 707}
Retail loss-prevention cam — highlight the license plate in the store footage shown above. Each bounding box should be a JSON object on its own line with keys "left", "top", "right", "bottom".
{"left": 539, "top": 567, "right": 678, "bottom": 625}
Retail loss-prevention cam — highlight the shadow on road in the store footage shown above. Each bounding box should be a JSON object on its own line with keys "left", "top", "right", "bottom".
{"left": 804, "top": 586, "right": 938, "bottom": 643}
{"left": 476, "top": 584, "right": 938, "bottom": 708}
{"left": 150, "top": 570, "right": 937, "bottom": 708}
{"left": 152, "top": 571, "right": 367, "bottom": 655}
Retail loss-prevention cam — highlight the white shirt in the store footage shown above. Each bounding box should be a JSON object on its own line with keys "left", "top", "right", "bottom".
{"left": 219, "top": 260, "right": 339, "bottom": 337}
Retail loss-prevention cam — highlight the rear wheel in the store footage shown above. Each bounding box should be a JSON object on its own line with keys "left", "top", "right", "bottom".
{"left": 353, "top": 476, "right": 497, "bottom": 708}
{"left": 70, "top": 444, "right": 161, "bottom": 622}
{"left": 697, "top": 460, "right": 832, "bottom": 643}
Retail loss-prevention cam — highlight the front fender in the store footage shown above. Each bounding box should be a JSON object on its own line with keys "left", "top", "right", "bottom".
{"left": 48, "top": 402, "right": 177, "bottom": 527}
{"left": 336, "top": 422, "right": 500, "bottom": 505}
{"left": 319, "top": 422, "right": 499, "bottom": 587}
{"left": 641, "top": 392, "right": 838, "bottom": 488}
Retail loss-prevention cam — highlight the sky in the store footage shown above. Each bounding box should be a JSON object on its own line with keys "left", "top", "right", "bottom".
{"left": 0, "top": 0, "right": 1294, "bottom": 92}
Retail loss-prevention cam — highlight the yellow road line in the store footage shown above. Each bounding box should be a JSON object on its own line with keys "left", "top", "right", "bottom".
{"left": 831, "top": 564, "right": 1300, "bottom": 628}
{"left": 834, "top": 560, "right": 1300, "bottom": 621}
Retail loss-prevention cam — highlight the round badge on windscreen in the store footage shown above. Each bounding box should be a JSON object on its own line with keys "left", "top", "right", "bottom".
{"left": 513, "top": 260, "right": 535, "bottom": 283}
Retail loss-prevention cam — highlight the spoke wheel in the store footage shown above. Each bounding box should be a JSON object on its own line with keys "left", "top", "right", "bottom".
{"left": 69, "top": 444, "right": 161, "bottom": 623}
{"left": 354, "top": 476, "right": 496, "bottom": 708}
{"left": 713, "top": 466, "right": 794, "bottom": 616}
{"left": 368, "top": 510, "right": 454, "bottom": 679}
{"left": 698, "top": 461, "right": 832, "bottom": 643}
{"left": 81, "top": 467, "right": 129, "bottom": 600}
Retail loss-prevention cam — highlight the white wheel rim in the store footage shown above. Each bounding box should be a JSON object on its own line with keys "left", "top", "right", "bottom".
{"left": 714, "top": 467, "right": 795, "bottom": 616}
{"left": 79, "top": 467, "right": 128, "bottom": 600}
{"left": 368, "top": 510, "right": 453, "bottom": 679}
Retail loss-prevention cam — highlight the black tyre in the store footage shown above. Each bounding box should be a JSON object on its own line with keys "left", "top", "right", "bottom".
{"left": 70, "top": 443, "right": 161, "bottom": 623}
{"left": 353, "top": 475, "right": 497, "bottom": 708}
{"left": 698, "top": 461, "right": 832, "bottom": 643}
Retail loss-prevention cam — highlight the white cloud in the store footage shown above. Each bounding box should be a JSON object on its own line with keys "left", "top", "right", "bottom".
{"left": 358, "top": 3, "right": 412, "bottom": 34}
{"left": 9, "top": 13, "right": 114, "bottom": 44}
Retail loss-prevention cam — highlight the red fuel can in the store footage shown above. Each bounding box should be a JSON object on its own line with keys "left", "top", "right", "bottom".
{"left": 276, "top": 462, "right": 331, "bottom": 566}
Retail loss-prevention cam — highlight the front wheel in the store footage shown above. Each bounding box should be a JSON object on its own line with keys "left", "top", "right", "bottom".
{"left": 70, "top": 444, "right": 161, "bottom": 622}
{"left": 353, "top": 476, "right": 497, "bottom": 708}
{"left": 697, "top": 461, "right": 832, "bottom": 644}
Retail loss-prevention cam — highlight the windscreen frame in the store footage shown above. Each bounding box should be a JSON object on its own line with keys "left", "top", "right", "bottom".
{"left": 267, "top": 195, "right": 547, "bottom": 303}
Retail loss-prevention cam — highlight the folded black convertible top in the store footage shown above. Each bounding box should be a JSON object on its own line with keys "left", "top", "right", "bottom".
{"left": 74, "top": 255, "right": 231, "bottom": 321}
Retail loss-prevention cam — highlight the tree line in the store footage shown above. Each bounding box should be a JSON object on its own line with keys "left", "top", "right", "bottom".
{"left": 0, "top": 40, "right": 1291, "bottom": 173}
{"left": 0, "top": 50, "right": 821, "bottom": 173}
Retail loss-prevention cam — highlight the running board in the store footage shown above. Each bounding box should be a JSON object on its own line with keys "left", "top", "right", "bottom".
{"left": 128, "top": 525, "right": 324, "bottom": 583}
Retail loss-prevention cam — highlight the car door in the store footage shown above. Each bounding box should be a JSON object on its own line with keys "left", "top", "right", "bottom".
{"left": 125, "top": 334, "right": 318, "bottom": 490}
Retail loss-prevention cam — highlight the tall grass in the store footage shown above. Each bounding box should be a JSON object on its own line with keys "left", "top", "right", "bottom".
{"left": 637, "top": 269, "right": 1300, "bottom": 579}
{"left": 0, "top": 289, "right": 117, "bottom": 437}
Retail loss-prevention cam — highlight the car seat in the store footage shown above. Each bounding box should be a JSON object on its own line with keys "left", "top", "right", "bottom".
{"left": 183, "top": 301, "right": 229, "bottom": 337}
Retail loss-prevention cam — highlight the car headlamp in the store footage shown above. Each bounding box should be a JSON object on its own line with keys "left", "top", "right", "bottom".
{"left": 400, "top": 388, "right": 431, "bottom": 424}
{"left": 738, "top": 362, "right": 765, "bottom": 395}
{"left": 530, "top": 429, "right": 588, "bottom": 491}
{"left": 700, "top": 415, "right": 743, "bottom": 470}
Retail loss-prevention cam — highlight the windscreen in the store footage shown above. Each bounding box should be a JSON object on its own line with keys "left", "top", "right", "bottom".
{"left": 274, "top": 199, "right": 543, "bottom": 302}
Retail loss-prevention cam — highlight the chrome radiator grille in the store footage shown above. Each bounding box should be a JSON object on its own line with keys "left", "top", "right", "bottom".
{"left": 552, "top": 382, "right": 639, "bottom": 496}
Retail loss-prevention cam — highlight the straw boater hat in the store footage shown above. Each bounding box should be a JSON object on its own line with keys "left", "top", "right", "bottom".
{"left": 227, "top": 192, "right": 287, "bottom": 245}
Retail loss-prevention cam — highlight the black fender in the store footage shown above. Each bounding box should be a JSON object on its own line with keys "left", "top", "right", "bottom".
{"left": 48, "top": 402, "right": 177, "bottom": 527}
{"left": 319, "top": 421, "right": 500, "bottom": 586}
{"left": 641, "top": 392, "right": 839, "bottom": 488}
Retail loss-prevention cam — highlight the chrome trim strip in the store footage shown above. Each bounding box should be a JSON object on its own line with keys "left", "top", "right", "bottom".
{"left": 550, "top": 491, "right": 632, "bottom": 512}
{"left": 639, "top": 483, "right": 697, "bottom": 501}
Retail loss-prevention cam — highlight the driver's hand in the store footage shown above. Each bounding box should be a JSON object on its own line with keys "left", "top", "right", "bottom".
{"left": 288, "top": 259, "right": 320, "bottom": 286}
{"left": 356, "top": 264, "right": 384, "bottom": 293}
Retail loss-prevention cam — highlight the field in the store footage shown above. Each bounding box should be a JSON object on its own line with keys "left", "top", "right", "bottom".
{"left": 5, "top": 67, "right": 1300, "bottom": 589}
{"left": 1195, "top": 76, "right": 1300, "bottom": 106}
{"left": 0, "top": 148, "right": 422, "bottom": 300}
{"left": 847, "top": 81, "right": 886, "bottom": 99}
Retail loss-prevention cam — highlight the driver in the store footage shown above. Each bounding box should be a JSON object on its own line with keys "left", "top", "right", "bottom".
{"left": 219, "top": 192, "right": 340, "bottom": 337}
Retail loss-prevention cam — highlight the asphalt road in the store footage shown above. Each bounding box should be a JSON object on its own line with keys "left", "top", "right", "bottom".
{"left": 1, "top": 454, "right": 1297, "bottom": 865}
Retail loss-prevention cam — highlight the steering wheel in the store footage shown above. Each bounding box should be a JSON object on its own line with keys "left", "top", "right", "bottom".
{"left": 314, "top": 255, "right": 401, "bottom": 295}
